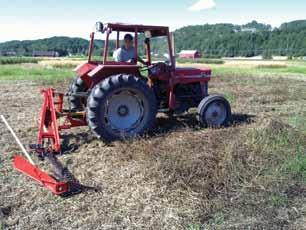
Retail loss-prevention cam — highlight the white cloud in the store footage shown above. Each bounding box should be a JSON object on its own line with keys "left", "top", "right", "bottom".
{"left": 188, "top": 0, "right": 216, "bottom": 11}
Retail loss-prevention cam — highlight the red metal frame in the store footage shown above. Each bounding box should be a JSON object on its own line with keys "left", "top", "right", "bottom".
{"left": 103, "top": 30, "right": 110, "bottom": 64}
{"left": 37, "top": 88, "right": 86, "bottom": 154}
{"left": 116, "top": 31, "right": 120, "bottom": 49}
{"left": 146, "top": 42, "right": 151, "bottom": 65}
{"left": 88, "top": 32, "right": 95, "bottom": 63}
{"left": 135, "top": 28, "right": 138, "bottom": 62}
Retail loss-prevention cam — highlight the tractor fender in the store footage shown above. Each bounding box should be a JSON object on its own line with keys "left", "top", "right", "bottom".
{"left": 75, "top": 62, "right": 97, "bottom": 77}
{"left": 74, "top": 62, "right": 99, "bottom": 88}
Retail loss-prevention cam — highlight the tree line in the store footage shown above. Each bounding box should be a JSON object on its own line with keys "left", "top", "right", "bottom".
{"left": 173, "top": 20, "right": 306, "bottom": 58}
{"left": 0, "top": 20, "right": 305, "bottom": 58}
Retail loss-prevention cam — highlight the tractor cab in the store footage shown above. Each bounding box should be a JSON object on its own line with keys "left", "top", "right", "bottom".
{"left": 75, "top": 22, "right": 172, "bottom": 85}
{"left": 89, "top": 22, "right": 175, "bottom": 67}
{"left": 75, "top": 22, "right": 211, "bottom": 88}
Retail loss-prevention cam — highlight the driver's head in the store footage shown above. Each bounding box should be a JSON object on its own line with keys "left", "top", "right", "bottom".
{"left": 124, "top": 34, "right": 133, "bottom": 49}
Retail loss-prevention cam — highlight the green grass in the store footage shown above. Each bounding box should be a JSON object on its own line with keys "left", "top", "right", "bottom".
{"left": 0, "top": 57, "right": 40, "bottom": 65}
{"left": 209, "top": 60, "right": 306, "bottom": 77}
{"left": 256, "top": 64, "right": 288, "bottom": 69}
{"left": 0, "top": 65, "right": 74, "bottom": 82}
{"left": 268, "top": 193, "right": 289, "bottom": 208}
{"left": 213, "top": 65, "right": 306, "bottom": 77}
{"left": 51, "top": 63, "right": 78, "bottom": 69}
{"left": 284, "top": 147, "right": 306, "bottom": 183}
{"left": 177, "top": 58, "right": 224, "bottom": 65}
{"left": 0, "top": 59, "right": 304, "bottom": 82}
{"left": 288, "top": 114, "right": 306, "bottom": 134}
{"left": 256, "top": 122, "right": 305, "bottom": 184}
{"left": 211, "top": 212, "right": 225, "bottom": 225}
{"left": 223, "top": 91, "right": 236, "bottom": 104}
{"left": 256, "top": 66, "right": 306, "bottom": 75}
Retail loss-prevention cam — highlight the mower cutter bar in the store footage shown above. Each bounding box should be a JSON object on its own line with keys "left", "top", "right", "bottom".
{"left": 13, "top": 155, "right": 69, "bottom": 195}
{"left": 1, "top": 115, "right": 69, "bottom": 196}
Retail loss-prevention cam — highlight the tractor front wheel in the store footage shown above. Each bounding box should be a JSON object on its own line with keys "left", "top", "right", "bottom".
{"left": 197, "top": 95, "right": 231, "bottom": 127}
{"left": 86, "top": 74, "right": 157, "bottom": 141}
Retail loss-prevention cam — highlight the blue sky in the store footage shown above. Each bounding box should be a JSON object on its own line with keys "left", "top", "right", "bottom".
{"left": 0, "top": 0, "right": 305, "bottom": 42}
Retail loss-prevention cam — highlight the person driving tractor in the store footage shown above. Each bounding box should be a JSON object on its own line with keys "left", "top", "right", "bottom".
{"left": 113, "top": 33, "right": 147, "bottom": 65}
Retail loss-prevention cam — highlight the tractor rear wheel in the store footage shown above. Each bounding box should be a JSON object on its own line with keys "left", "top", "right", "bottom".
{"left": 86, "top": 74, "right": 157, "bottom": 141}
{"left": 68, "top": 76, "right": 87, "bottom": 111}
{"left": 197, "top": 95, "right": 231, "bottom": 127}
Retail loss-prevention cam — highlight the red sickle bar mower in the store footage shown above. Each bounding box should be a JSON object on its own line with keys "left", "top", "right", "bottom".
{"left": 1, "top": 115, "right": 69, "bottom": 195}
{"left": 1, "top": 89, "right": 91, "bottom": 196}
{"left": 1, "top": 88, "right": 92, "bottom": 196}
{"left": 2, "top": 22, "right": 231, "bottom": 196}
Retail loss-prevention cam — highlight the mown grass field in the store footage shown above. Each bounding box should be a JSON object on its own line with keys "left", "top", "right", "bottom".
{"left": 0, "top": 58, "right": 305, "bottom": 81}
{"left": 0, "top": 58, "right": 305, "bottom": 229}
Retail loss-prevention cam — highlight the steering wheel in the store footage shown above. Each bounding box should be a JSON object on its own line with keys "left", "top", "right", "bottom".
{"left": 141, "top": 62, "right": 160, "bottom": 71}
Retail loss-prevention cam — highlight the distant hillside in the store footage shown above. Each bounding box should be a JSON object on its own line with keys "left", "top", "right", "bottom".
{"left": 0, "top": 20, "right": 306, "bottom": 58}
{"left": 173, "top": 20, "right": 306, "bottom": 58}
{"left": 0, "top": 36, "right": 110, "bottom": 57}
{"left": 0, "top": 37, "right": 89, "bottom": 56}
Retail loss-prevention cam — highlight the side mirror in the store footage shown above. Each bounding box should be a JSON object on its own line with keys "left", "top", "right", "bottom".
{"left": 95, "top": 22, "right": 104, "bottom": 33}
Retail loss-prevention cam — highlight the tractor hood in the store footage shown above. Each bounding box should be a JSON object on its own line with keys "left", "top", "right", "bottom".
{"left": 174, "top": 67, "right": 212, "bottom": 78}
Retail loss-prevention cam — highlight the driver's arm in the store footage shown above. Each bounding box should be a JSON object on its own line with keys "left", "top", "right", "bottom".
{"left": 128, "top": 56, "right": 148, "bottom": 65}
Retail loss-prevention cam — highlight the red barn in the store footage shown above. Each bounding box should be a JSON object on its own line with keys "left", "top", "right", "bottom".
{"left": 179, "top": 50, "right": 201, "bottom": 59}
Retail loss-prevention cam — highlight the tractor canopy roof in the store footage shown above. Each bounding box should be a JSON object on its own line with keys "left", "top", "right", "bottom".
{"left": 105, "top": 23, "right": 169, "bottom": 37}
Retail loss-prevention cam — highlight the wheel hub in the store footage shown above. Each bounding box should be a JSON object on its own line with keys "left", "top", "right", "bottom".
{"left": 105, "top": 90, "right": 145, "bottom": 131}
{"left": 212, "top": 111, "right": 219, "bottom": 117}
{"left": 117, "top": 105, "right": 129, "bottom": 117}
{"left": 205, "top": 101, "right": 227, "bottom": 126}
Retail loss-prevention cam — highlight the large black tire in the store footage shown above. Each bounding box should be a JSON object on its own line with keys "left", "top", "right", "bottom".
{"left": 86, "top": 74, "right": 157, "bottom": 141}
{"left": 68, "top": 76, "right": 87, "bottom": 111}
{"left": 197, "top": 95, "right": 231, "bottom": 127}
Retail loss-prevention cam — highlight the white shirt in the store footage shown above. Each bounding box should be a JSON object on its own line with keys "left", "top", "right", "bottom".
{"left": 113, "top": 46, "right": 136, "bottom": 62}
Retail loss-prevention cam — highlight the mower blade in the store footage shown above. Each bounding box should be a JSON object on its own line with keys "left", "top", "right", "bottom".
{"left": 13, "top": 155, "right": 69, "bottom": 195}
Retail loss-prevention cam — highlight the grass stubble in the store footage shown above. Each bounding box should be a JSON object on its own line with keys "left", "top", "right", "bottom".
{"left": 0, "top": 59, "right": 305, "bottom": 229}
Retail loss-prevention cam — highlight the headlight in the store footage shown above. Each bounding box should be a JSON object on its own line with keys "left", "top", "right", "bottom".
{"left": 95, "top": 22, "right": 104, "bottom": 33}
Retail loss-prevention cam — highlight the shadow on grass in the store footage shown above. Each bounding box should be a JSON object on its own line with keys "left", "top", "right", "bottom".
{"left": 46, "top": 152, "right": 101, "bottom": 198}
{"left": 151, "top": 113, "right": 256, "bottom": 135}
{"left": 60, "top": 113, "right": 256, "bottom": 151}
{"left": 231, "top": 113, "right": 256, "bottom": 125}
{"left": 61, "top": 132, "right": 96, "bottom": 154}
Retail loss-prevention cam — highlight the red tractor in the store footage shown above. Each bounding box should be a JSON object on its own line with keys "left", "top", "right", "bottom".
{"left": 68, "top": 22, "right": 231, "bottom": 141}
{"left": 7, "top": 22, "right": 232, "bottom": 195}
